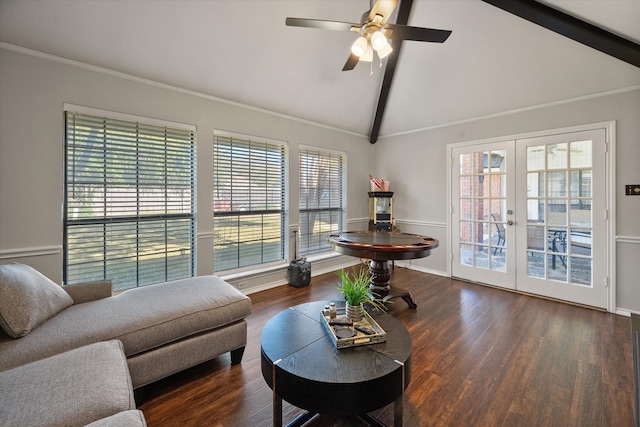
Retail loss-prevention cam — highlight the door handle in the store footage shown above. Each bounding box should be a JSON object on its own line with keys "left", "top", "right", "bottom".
{"left": 507, "top": 220, "right": 514, "bottom": 226}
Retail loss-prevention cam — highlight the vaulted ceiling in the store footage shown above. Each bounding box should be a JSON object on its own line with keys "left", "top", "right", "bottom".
{"left": 1, "top": 0, "right": 639, "bottom": 141}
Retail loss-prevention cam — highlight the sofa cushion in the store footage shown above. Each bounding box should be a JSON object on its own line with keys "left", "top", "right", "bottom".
{"left": 0, "top": 263, "right": 73, "bottom": 338}
{"left": 0, "top": 275, "right": 251, "bottom": 371}
{"left": 0, "top": 340, "right": 136, "bottom": 427}
{"left": 84, "top": 410, "right": 147, "bottom": 427}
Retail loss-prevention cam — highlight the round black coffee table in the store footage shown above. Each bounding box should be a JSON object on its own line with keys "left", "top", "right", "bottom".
{"left": 260, "top": 301, "right": 412, "bottom": 427}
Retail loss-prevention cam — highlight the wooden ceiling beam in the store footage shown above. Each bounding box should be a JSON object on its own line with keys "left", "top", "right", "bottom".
{"left": 482, "top": 0, "right": 640, "bottom": 68}
{"left": 369, "top": 0, "right": 413, "bottom": 144}
{"left": 370, "top": 0, "right": 639, "bottom": 143}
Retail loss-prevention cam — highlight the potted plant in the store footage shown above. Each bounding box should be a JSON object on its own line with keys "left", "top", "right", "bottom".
{"left": 336, "top": 267, "right": 385, "bottom": 321}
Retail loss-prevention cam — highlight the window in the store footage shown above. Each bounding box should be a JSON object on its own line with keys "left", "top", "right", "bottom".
{"left": 213, "top": 132, "right": 286, "bottom": 272}
{"left": 64, "top": 110, "right": 196, "bottom": 291}
{"left": 299, "top": 147, "right": 345, "bottom": 255}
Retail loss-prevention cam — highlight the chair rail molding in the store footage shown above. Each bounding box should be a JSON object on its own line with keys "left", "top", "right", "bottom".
{"left": 395, "top": 219, "right": 447, "bottom": 229}
{"left": 617, "top": 236, "right": 640, "bottom": 245}
{"left": 0, "top": 246, "right": 62, "bottom": 260}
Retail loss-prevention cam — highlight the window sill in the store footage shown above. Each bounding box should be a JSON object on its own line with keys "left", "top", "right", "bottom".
{"left": 218, "top": 260, "right": 288, "bottom": 282}
{"left": 302, "top": 251, "right": 341, "bottom": 263}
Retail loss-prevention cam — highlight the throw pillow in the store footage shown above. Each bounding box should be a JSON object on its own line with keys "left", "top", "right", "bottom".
{"left": 0, "top": 263, "right": 73, "bottom": 338}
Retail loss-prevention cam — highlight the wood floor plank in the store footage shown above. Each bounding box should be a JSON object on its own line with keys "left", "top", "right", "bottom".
{"left": 137, "top": 267, "right": 635, "bottom": 426}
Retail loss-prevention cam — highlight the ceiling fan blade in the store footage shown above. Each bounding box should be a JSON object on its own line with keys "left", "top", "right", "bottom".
{"left": 286, "top": 17, "right": 357, "bottom": 32}
{"left": 369, "top": 0, "right": 398, "bottom": 25}
{"left": 385, "top": 24, "right": 452, "bottom": 43}
{"left": 342, "top": 53, "right": 360, "bottom": 71}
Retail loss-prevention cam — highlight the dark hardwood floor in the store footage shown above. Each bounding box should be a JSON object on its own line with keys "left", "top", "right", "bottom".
{"left": 137, "top": 267, "right": 635, "bottom": 426}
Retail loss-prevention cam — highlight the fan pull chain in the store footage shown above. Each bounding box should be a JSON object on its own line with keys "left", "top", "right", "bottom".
{"left": 370, "top": 61, "right": 373, "bottom": 76}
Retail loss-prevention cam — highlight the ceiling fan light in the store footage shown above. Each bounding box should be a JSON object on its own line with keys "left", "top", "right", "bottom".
{"left": 360, "top": 44, "right": 374, "bottom": 62}
{"left": 377, "top": 42, "right": 393, "bottom": 59}
{"left": 371, "top": 30, "right": 387, "bottom": 51}
{"left": 350, "top": 36, "right": 368, "bottom": 57}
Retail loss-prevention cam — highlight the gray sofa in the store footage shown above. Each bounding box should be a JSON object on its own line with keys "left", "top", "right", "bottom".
{"left": 1, "top": 340, "right": 146, "bottom": 426}
{"left": 0, "top": 263, "right": 252, "bottom": 426}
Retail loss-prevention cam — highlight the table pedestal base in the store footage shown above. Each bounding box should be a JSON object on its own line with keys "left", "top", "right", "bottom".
{"left": 274, "top": 396, "right": 404, "bottom": 427}
{"left": 380, "top": 286, "right": 418, "bottom": 309}
{"left": 369, "top": 260, "right": 417, "bottom": 309}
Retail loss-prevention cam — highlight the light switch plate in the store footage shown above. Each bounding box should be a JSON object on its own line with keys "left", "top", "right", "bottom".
{"left": 626, "top": 185, "right": 640, "bottom": 196}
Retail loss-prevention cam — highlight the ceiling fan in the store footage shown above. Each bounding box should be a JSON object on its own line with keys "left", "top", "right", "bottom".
{"left": 286, "top": 0, "right": 452, "bottom": 71}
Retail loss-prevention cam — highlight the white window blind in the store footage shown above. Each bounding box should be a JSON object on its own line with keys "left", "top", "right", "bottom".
{"left": 299, "top": 147, "right": 345, "bottom": 255}
{"left": 64, "top": 111, "right": 196, "bottom": 291}
{"left": 213, "top": 133, "right": 286, "bottom": 272}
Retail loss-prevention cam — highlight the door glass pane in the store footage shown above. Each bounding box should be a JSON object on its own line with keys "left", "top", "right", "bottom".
{"left": 527, "top": 226, "right": 545, "bottom": 251}
{"left": 570, "top": 140, "right": 592, "bottom": 168}
{"left": 491, "top": 251, "right": 506, "bottom": 272}
{"left": 460, "top": 198, "right": 473, "bottom": 220}
{"left": 460, "top": 176, "right": 474, "bottom": 197}
{"left": 459, "top": 221, "right": 473, "bottom": 243}
{"left": 570, "top": 170, "right": 591, "bottom": 197}
{"left": 527, "top": 146, "right": 545, "bottom": 170}
{"left": 569, "top": 229, "right": 591, "bottom": 257}
{"left": 474, "top": 199, "right": 488, "bottom": 221}
{"left": 527, "top": 252, "right": 545, "bottom": 278}
{"left": 460, "top": 244, "right": 473, "bottom": 266}
{"left": 547, "top": 254, "right": 567, "bottom": 281}
{"left": 491, "top": 150, "right": 506, "bottom": 171}
{"left": 490, "top": 174, "right": 504, "bottom": 197}
{"left": 570, "top": 199, "right": 591, "bottom": 227}
{"left": 527, "top": 199, "right": 544, "bottom": 223}
{"left": 490, "top": 199, "right": 504, "bottom": 217}
{"left": 548, "top": 143, "right": 568, "bottom": 169}
{"left": 527, "top": 172, "right": 544, "bottom": 197}
{"left": 459, "top": 153, "right": 473, "bottom": 174}
{"left": 490, "top": 219, "right": 505, "bottom": 243}
{"left": 547, "top": 200, "right": 567, "bottom": 225}
{"left": 479, "top": 221, "right": 489, "bottom": 244}
{"left": 476, "top": 246, "right": 489, "bottom": 269}
{"left": 548, "top": 228, "right": 567, "bottom": 254}
{"left": 570, "top": 257, "right": 591, "bottom": 286}
{"left": 483, "top": 199, "right": 493, "bottom": 220}
{"left": 548, "top": 171, "right": 567, "bottom": 197}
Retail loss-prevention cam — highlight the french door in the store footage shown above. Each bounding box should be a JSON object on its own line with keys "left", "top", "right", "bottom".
{"left": 451, "top": 128, "right": 609, "bottom": 309}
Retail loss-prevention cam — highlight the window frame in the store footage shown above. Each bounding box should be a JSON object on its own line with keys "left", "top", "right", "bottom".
{"left": 63, "top": 105, "right": 196, "bottom": 290}
{"left": 213, "top": 130, "right": 288, "bottom": 273}
{"left": 298, "top": 145, "right": 346, "bottom": 256}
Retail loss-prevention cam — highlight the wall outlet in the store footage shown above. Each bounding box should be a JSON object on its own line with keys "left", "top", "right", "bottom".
{"left": 237, "top": 281, "right": 247, "bottom": 290}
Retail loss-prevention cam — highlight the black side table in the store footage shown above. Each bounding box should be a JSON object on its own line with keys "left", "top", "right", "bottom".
{"left": 260, "top": 301, "right": 412, "bottom": 427}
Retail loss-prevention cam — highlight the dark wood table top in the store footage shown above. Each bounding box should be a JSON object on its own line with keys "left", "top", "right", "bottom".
{"left": 260, "top": 301, "right": 412, "bottom": 417}
{"left": 328, "top": 231, "right": 439, "bottom": 261}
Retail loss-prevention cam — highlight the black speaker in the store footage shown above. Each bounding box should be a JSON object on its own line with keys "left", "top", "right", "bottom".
{"left": 288, "top": 229, "right": 310, "bottom": 287}
{"left": 288, "top": 258, "right": 311, "bottom": 288}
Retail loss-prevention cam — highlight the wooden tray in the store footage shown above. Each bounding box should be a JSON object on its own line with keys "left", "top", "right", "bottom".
{"left": 321, "top": 307, "right": 387, "bottom": 349}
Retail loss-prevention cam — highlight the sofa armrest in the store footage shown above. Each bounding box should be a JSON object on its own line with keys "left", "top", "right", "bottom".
{"left": 63, "top": 280, "right": 113, "bottom": 304}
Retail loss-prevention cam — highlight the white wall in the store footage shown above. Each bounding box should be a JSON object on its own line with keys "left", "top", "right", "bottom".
{"left": 374, "top": 88, "right": 640, "bottom": 314}
{"left": 0, "top": 47, "right": 372, "bottom": 291}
